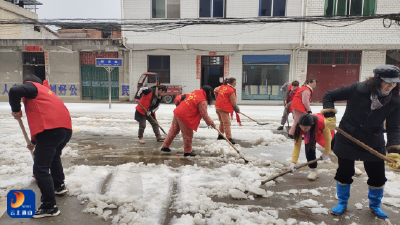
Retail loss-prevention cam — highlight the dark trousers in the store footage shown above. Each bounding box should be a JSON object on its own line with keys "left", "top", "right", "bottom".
{"left": 138, "top": 114, "right": 160, "bottom": 138}
{"left": 305, "top": 134, "right": 336, "bottom": 168}
{"left": 33, "top": 128, "right": 72, "bottom": 209}
{"left": 334, "top": 157, "right": 387, "bottom": 187}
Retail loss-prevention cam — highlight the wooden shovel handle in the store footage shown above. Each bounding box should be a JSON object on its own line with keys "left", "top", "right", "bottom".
{"left": 261, "top": 157, "right": 322, "bottom": 184}
{"left": 214, "top": 127, "right": 239, "bottom": 153}
{"left": 239, "top": 112, "right": 255, "bottom": 122}
{"left": 18, "top": 118, "right": 34, "bottom": 158}
{"left": 138, "top": 102, "right": 167, "bottom": 135}
{"left": 335, "top": 127, "right": 395, "bottom": 164}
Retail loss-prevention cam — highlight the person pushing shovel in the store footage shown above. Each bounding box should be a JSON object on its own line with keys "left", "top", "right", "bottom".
{"left": 9, "top": 75, "right": 72, "bottom": 218}
{"left": 323, "top": 65, "right": 400, "bottom": 219}
{"left": 161, "top": 85, "right": 216, "bottom": 157}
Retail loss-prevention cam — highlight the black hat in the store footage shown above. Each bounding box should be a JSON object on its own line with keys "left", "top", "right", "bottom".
{"left": 23, "top": 75, "right": 43, "bottom": 85}
{"left": 298, "top": 114, "right": 314, "bottom": 127}
{"left": 373, "top": 65, "right": 400, "bottom": 83}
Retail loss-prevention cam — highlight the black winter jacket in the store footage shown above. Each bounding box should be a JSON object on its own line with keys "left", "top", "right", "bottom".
{"left": 323, "top": 81, "right": 400, "bottom": 161}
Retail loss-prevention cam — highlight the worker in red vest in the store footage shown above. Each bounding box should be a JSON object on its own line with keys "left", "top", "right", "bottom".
{"left": 135, "top": 85, "right": 167, "bottom": 144}
{"left": 160, "top": 85, "right": 216, "bottom": 156}
{"left": 289, "top": 113, "right": 335, "bottom": 180}
{"left": 174, "top": 93, "right": 187, "bottom": 106}
{"left": 288, "top": 78, "right": 318, "bottom": 138}
{"left": 214, "top": 77, "right": 240, "bottom": 144}
{"left": 9, "top": 75, "right": 72, "bottom": 218}
{"left": 278, "top": 80, "right": 300, "bottom": 130}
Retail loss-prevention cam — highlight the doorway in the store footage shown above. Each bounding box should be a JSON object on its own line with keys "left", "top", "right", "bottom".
{"left": 201, "top": 56, "right": 224, "bottom": 91}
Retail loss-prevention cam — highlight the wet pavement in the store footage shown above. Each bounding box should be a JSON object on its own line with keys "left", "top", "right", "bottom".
{"left": 1, "top": 131, "right": 399, "bottom": 224}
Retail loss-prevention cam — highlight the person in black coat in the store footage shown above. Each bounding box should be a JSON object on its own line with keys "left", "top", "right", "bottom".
{"left": 322, "top": 65, "right": 400, "bottom": 219}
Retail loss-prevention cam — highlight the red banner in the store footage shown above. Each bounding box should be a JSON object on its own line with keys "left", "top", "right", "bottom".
{"left": 209, "top": 52, "right": 217, "bottom": 55}
{"left": 224, "top": 55, "right": 230, "bottom": 78}
{"left": 25, "top": 46, "right": 43, "bottom": 52}
{"left": 196, "top": 55, "right": 201, "bottom": 79}
{"left": 44, "top": 51, "right": 50, "bottom": 77}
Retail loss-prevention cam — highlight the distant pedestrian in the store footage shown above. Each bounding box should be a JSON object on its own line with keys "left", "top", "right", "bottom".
{"left": 9, "top": 75, "right": 72, "bottom": 218}
{"left": 288, "top": 78, "right": 318, "bottom": 138}
{"left": 214, "top": 77, "right": 240, "bottom": 144}
{"left": 135, "top": 85, "right": 167, "bottom": 144}
{"left": 161, "top": 85, "right": 216, "bottom": 156}
{"left": 278, "top": 80, "right": 299, "bottom": 131}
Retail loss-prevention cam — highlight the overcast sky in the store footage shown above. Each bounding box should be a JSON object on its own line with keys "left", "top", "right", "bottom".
{"left": 36, "top": 0, "right": 121, "bottom": 19}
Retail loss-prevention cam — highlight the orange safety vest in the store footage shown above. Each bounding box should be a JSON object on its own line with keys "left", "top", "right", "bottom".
{"left": 290, "top": 86, "right": 312, "bottom": 113}
{"left": 215, "top": 85, "right": 235, "bottom": 114}
{"left": 173, "top": 89, "right": 207, "bottom": 131}
{"left": 135, "top": 90, "right": 153, "bottom": 115}
{"left": 23, "top": 82, "right": 72, "bottom": 142}
{"left": 301, "top": 113, "right": 335, "bottom": 148}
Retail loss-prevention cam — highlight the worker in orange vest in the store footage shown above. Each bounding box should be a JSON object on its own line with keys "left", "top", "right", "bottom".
{"left": 9, "top": 75, "right": 72, "bottom": 218}
{"left": 214, "top": 77, "right": 240, "bottom": 144}
{"left": 161, "top": 85, "right": 216, "bottom": 156}
{"left": 289, "top": 113, "right": 335, "bottom": 180}
{"left": 135, "top": 85, "right": 167, "bottom": 144}
{"left": 288, "top": 78, "right": 318, "bottom": 138}
{"left": 278, "top": 80, "right": 299, "bottom": 130}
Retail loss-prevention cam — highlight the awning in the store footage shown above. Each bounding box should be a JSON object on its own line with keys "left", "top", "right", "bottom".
{"left": 243, "top": 55, "right": 290, "bottom": 64}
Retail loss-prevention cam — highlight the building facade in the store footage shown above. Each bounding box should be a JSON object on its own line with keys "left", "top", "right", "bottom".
{"left": 122, "top": 0, "right": 400, "bottom": 104}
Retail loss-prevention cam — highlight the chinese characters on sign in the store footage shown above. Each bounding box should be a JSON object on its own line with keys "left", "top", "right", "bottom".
{"left": 44, "top": 51, "right": 50, "bottom": 77}
{"left": 224, "top": 55, "right": 230, "bottom": 78}
{"left": 122, "top": 85, "right": 129, "bottom": 96}
{"left": 2, "top": 83, "right": 18, "bottom": 95}
{"left": 25, "top": 46, "right": 43, "bottom": 52}
{"left": 196, "top": 56, "right": 201, "bottom": 79}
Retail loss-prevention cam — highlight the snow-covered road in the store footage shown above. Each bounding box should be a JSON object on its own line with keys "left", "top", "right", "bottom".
{"left": 1, "top": 103, "right": 399, "bottom": 224}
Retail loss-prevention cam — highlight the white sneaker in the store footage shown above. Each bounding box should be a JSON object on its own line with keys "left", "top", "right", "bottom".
{"left": 307, "top": 168, "right": 319, "bottom": 181}
{"left": 139, "top": 137, "right": 145, "bottom": 144}
{"left": 354, "top": 167, "right": 363, "bottom": 176}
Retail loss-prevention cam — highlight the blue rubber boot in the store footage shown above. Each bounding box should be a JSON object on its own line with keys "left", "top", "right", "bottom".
{"left": 330, "top": 183, "right": 351, "bottom": 215}
{"left": 368, "top": 186, "right": 389, "bottom": 219}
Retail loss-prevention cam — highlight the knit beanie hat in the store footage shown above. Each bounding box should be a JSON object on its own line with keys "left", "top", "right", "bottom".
{"left": 299, "top": 113, "right": 314, "bottom": 126}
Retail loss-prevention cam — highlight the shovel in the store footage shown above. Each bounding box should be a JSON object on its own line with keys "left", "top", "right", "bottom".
{"left": 138, "top": 103, "right": 167, "bottom": 135}
{"left": 261, "top": 157, "right": 322, "bottom": 184}
{"left": 282, "top": 91, "right": 290, "bottom": 132}
{"left": 239, "top": 112, "right": 268, "bottom": 125}
{"left": 213, "top": 127, "right": 250, "bottom": 163}
{"left": 18, "top": 118, "right": 34, "bottom": 158}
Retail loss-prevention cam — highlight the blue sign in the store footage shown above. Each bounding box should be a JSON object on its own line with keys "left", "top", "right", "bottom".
{"left": 95, "top": 58, "right": 123, "bottom": 67}
{"left": 251, "top": 66, "right": 255, "bottom": 69}
{"left": 276, "top": 66, "right": 280, "bottom": 69}
{"left": 7, "top": 190, "right": 35, "bottom": 218}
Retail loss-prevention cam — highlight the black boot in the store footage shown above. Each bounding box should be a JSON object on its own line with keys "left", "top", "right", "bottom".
{"left": 161, "top": 147, "right": 171, "bottom": 152}
{"left": 55, "top": 184, "right": 68, "bottom": 195}
{"left": 228, "top": 139, "right": 236, "bottom": 144}
{"left": 32, "top": 205, "right": 60, "bottom": 218}
{"left": 217, "top": 135, "right": 224, "bottom": 140}
{"left": 277, "top": 126, "right": 284, "bottom": 130}
{"left": 184, "top": 152, "right": 196, "bottom": 157}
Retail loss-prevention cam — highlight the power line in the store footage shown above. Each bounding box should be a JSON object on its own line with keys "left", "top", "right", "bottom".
{"left": 0, "top": 13, "right": 399, "bottom": 32}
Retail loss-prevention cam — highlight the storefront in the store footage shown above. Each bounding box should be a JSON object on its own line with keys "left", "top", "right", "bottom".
{"left": 242, "top": 55, "right": 290, "bottom": 100}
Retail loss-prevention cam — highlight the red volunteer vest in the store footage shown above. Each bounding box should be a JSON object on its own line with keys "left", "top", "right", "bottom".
{"left": 290, "top": 86, "right": 312, "bottom": 113}
{"left": 174, "top": 89, "right": 207, "bottom": 131}
{"left": 136, "top": 90, "right": 153, "bottom": 115}
{"left": 215, "top": 85, "right": 235, "bottom": 114}
{"left": 23, "top": 82, "right": 72, "bottom": 141}
{"left": 301, "top": 113, "right": 335, "bottom": 148}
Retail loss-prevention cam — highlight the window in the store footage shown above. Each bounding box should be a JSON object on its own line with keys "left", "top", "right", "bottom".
{"left": 152, "top": 0, "right": 180, "bottom": 19}
{"left": 199, "top": 0, "right": 225, "bottom": 18}
{"left": 259, "top": 0, "right": 286, "bottom": 17}
{"left": 324, "top": 0, "right": 376, "bottom": 16}
{"left": 308, "top": 51, "right": 361, "bottom": 65}
{"left": 148, "top": 56, "right": 170, "bottom": 83}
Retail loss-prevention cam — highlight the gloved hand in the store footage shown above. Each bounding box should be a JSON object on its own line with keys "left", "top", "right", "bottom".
{"left": 289, "top": 162, "right": 296, "bottom": 172}
{"left": 387, "top": 153, "right": 400, "bottom": 169}
{"left": 321, "top": 153, "right": 329, "bottom": 161}
{"left": 146, "top": 111, "right": 151, "bottom": 116}
{"left": 325, "top": 117, "right": 336, "bottom": 130}
{"left": 307, "top": 111, "right": 312, "bottom": 114}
